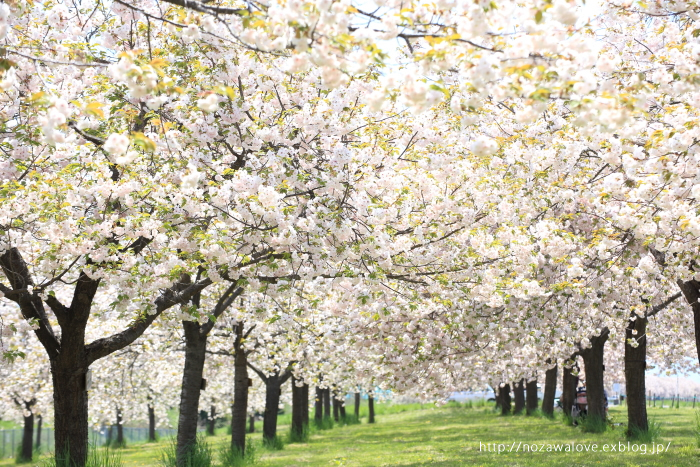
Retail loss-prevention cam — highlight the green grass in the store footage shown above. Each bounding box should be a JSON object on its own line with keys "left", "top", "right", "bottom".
{"left": 2, "top": 404, "right": 699, "bottom": 466}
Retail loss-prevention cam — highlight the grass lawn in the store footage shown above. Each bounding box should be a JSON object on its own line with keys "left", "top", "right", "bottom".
{"left": 2, "top": 403, "right": 699, "bottom": 466}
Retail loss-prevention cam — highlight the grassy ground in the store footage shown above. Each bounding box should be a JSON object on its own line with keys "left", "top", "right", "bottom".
{"left": 2, "top": 403, "right": 700, "bottom": 466}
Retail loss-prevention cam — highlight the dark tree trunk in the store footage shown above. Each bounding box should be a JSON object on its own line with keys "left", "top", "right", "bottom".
{"left": 148, "top": 405, "right": 157, "bottom": 442}
{"left": 542, "top": 363, "right": 558, "bottom": 417}
{"left": 21, "top": 410, "right": 34, "bottom": 461}
{"left": 314, "top": 387, "right": 323, "bottom": 422}
{"left": 247, "top": 415, "right": 255, "bottom": 433}
{"left": 579, "top": 329, "right": 609, "bottom": 421}
{"left": 678, "top": 280, "right": 700, "bottom": 367}
{"left": 207, "top": 405, "right": 216, "bottom": 436}
{"left": 263, "top": 375, "right": 282, "bottom": 442}
{"left": 513, "top": 379, "right": 525, "bottom": 414}
{"left": 625, "top": 316, "right": 648, "bottom": 434}
{"left": 332, "top": 394, "right": 340, "bottom": 422}
{"left": 526, "top": 378, "right": 538, "bottom": 415}
{"left": 176, "top": 321, "right": 207, "bottom": 462}
{"left": 52, "top": 355, "right": 90, "bottom": 467}
{"left": 116, "top": 407, "right": 124, "bottom": 446}
{"left": 301, "top": 384, "right": 309, "bottom": 427}
{"left": 561, "top": 361, "right": 578, "bottom": 417}
{"left": 339, "top": 401, "right": 346, "bottom": 419}
{"left": 35, "top": 414, "right": 42, "bottom": 450}
{"left": 230, "top": 324, "right": 249, "bottom": 455}
{"left": 354, "top": 392, "right": 360, "bottom": 418}
{"left": 323, "top": 388, "right": 331, "bottom": 419}
{"left": 291, "top": 378, "right": 305, "bottom": 438}
{"left": 499, "top": 384, "right": 512, "bottom": 415}
{"left": 368, "top": 394, "right": 375, "bottom": 423}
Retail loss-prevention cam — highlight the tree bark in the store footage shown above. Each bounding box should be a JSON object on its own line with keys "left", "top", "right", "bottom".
{"left": 368, "top": 394, "right": 375, "bottom": 423}
{"left": 35, "top": 414, "right": 42, "bottom": 450}
{"left": 301, "top": 383, "right": 309, "bottom": 427}
{"left": 291, "top": 378, "right": 305, "bottom": 438}
{"left": 526, "top": 378, "right": 538, "bottom": 415}
{"left": 561, "top": 360, "right": 578, "bottom": 417}
{"left": 579, "top": 329, "right": 609, "bottom": 421}
{"left": 323, "top": 387, "right": 331, "bottom": 419}
{"left": 207, "top": 405, "right": 216, "bottom": 436}
{"left": 21, "top": 410, "right": 34, "bottom": 461}
{"left": 542, "top": 363, "right": 558, "bottom": 417}
{"left": 148, "top": 405, "right": 157, "bottom": 442}
{"left": 354, "top": 392, "right": 360, "bottom": 418}
{"left": 677, "top": 279, "right": 700, "bottom": 367}
{"left": 332, "top": 394, "right": 340, "bottom": 422}
{"left": 230, "top": 323, "right": 249, "bottom": 455}
{"left": 176, "top": 321, "right": 207, "bottom": 463}
{"left": 247, "top": 415, "right": 255, "bottom": 433}
{"left": 116, "top": 407, "right": 124, "bottom": 447}
{"left": 339, "top": 400, "right": 346, "bottom": 419}
{"left": 262, "top": 375, "right": 282, "bottom": 442}
{"left": 513, "top": 379, "right": 525, "bottom": 414}
{"left": 314, "top": 387, "right": 323, "bottom": 423}
{"left": 625, "top": 316, "right": 648, "bottom": 434}
{"left": 51, "top": 355, "right": 90, "bottom": 466}
{"left": 499, "top": 384, "right": 511, "bottom": 415}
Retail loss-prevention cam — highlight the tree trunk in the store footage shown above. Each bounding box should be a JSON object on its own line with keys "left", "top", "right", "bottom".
{"left": 35, "top": 414, "right": 42, "bottom": 450}
{"left": 301, "top": 384, "right": 309, "bottom": 427}
{"left": 176, "top": 321, "right": 207, "bottom": 463}
{"left": 247, "top": 415, "right": 255, "bottom": 433}
{"left": 230, "top": 324, "right": 249, "bottom": 455}
{"left": 207, "top": 405, "right": 216, "bottom": 436}
{"left": 148, "top": 405, "right": 157, "bottom": 441}
{"left": 116, "top": 407, "right": 124, "bottom": 447}
{"left": 625, "top": 316, "right": 648, "bottom": 434}
{"left": 368, "top": 394, "right": 375, "bottom": 423}
{"left": 526, "top": 378, "right": 538, "bottom": 415}
{"left": 21, "top": 410, "right": 34, "bottom": 461}
{"left": 314, "top": 387, "right": 323, "bottom": 423}
{"left": 499, "top": 384, "right": 512, "bottom": 415}
{"left": 561, "top": 361, "right": 578, "bottom": 417}
{"left": 580, "top": 329, "right": 609, "bottom": 421}
{"left": 678, "top": 279, "right": 700, "bottom": 367}
{"left": 51, "top": 354, "right": 90, "bottom": 467}
{"left": 291, "top": 378, "right": 305, "bottom": 438}
{"left": 339, "top": 401, "right": 346, "bottom": 419}
{"left": 332, "top": 394, "right": 340, "bottom": 422}
{"left": 542, "top": 363, "right": 558, "bottom": 417}
{"left": 354, "top": 392, "right": 360, "bottom": 418}
{"left": 323, "top": 387, "right": 331, "bottom": 419}
{"left": 513, "top": 379, "right": 525, "bottom": 414}
{"left": 263, "top": 375, "right": 282, "bottom": 442}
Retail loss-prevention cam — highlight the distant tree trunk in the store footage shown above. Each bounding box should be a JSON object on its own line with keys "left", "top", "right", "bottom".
{"left": 291, "top": 378, "right": 305, "bottom": 438}
{"left": 561, "top": 360, "right": 578, "bottom": 418}
{"left": 542, "top": 363, "right": 558, "bottom": 417}
{"left": 625, "top": 316, "right": 648, "bottom": 434}
{"left": 339, "top": 401, "right": 346, "bottom": 419}
{"left": 35, "top": 414, "right": 42, "bottom": 450}
{"left": 580, "top": 329, "right": 609, "bottom": 421}
{"left": 526, "top": 378, "right": 538, "bottom": 415}
{"left": 354, "top": 392, "right": 361, "bottom": 418}
{"left": 247, "top": 414, "right": 255, "bottom": 433}
{"left": 176, "top": 321, "right": 207, "bottom": 462}
{"left": 207, "top": 405, "right": 216, "bottom": 436}
{"left": 332, "top": 395, "right": 340, "bottom": 422}
{"left": 20, "top": 408, "right": 34, "bottom": 461}
{"left": 314, "top": 387, "right": 323, "bottom": 423}
{"left": 230, "top": 324, "right": 249, "bottom": 455}
{"left": 301, "top": 384, "right": 309, "bottom": 427}
{"left": 116, "top": 407, "right": 124, "bottom": 446}
{"left": 262, "top": 374, "right": 283, "bottom": 442}
{"left": 513, "top": 379, "right": 525, "bottom": 414}
{"left": 323, "top": 388, "right": 331, "bottom": 419}
{"left": 368, "top": 394, "right": 375, "bottom": 423}
{"left": 148, "top": 405, "right": 156, "bottom": 442}
{"left": 499, "top": 384, "right": 512, "bottom": 415}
